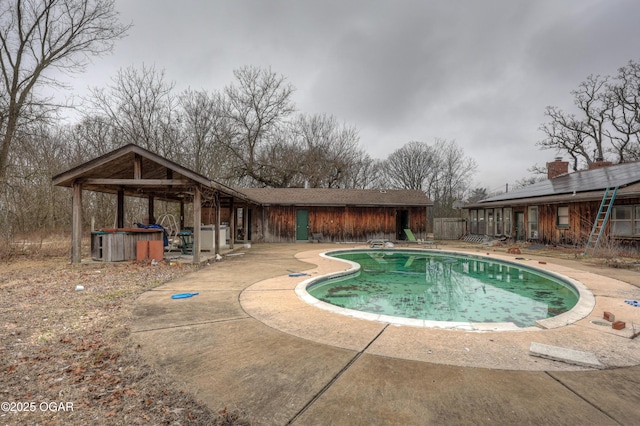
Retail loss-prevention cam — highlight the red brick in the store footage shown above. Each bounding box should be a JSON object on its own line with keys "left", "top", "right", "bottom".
{"left": 603, "top": 312, "right": 615, "bottom": 322}
{"left": 612, "top": 321, "right": 625, "bottom": 330}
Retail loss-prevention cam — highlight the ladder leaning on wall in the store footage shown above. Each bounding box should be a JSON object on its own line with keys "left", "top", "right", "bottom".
{"left": 583, "top": 186, "right": 619, "bottom": 256}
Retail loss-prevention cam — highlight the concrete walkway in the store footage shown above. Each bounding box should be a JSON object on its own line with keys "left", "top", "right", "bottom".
{"left": 132, "top": 243, "right": 640, "bottom": 425}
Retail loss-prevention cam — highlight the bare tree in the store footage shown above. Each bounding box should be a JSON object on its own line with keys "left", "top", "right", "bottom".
{"left": 537, "top": 66, "right": 640, "bottom": 168}
{"left": 538, "top": 76, "right": 610, "bottom": 169}
{"left": 573, "top": 75, "right": 610, "bottom": 162}
{"left": 178, "top": 88, "right": 230, "bottom": 178}
{"left": 292, "top": 113, "right": 363, "bottom": 188}
{"left": 341, "top": 153, "right": 384, "bottom": 189}
{"left": 0, "top": 123, "right": 80, "bottom": 236}
{"left": 431, "top": 139, "right": 477, "bottom": 216}
{"left": 382, "top": 139, "right": 476, "bottom": 216}
{"left": 383, "top": 141, "right": 438, "bottom": 190}
{"left": 513, "top": 175, "right": 545, "bottom": 190}
{"left": 0, "top": 0, "right": 129, "bottom": 183}
{"left": 218, "top": 65, "right": 296, "bottom": 185}
{"left": 233, "top": 112, "right": 369, "bottom": 189}
{"left": 85, "top": 64, "right": 180, "bottom": 158}
{"left": 467, "top": 187, "right": 488, "bottom": 203}
{"left": 608, "top": 61, "right": 640, "bottom": 161}
{"left": 254, "top": 129, "right": 305, "bottom": 187}
{"left": 539, "top": 107, "right": 594, "bottom": 171}
{"left": 70, "top": 114, "right": 118, "bottom": 158}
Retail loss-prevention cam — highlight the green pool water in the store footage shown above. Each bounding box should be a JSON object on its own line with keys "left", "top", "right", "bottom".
{"left": 306, "top": 250, "right": 579, "bottom": 327}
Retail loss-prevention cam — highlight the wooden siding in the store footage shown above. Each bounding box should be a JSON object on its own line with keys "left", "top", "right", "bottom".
{"left": 252, "top": 205, "right": 427, "bottom": 243}
{"left": 471, "top": 200, "right": 613, "bottom": 245}
{"left": 534, "top": 201, "right": 599, "bottom": 244}
{"left": 434, "top": 218, "right": 467, "bottom": 240}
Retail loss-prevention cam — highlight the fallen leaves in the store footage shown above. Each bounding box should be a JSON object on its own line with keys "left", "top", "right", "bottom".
{"left": 0, "top": 258, "right": 233, "bottom": 425}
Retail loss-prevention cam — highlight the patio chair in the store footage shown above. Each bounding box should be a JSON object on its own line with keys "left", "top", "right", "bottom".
{"left": 404, "top": 229, "right": 437, "bottom": 248}
{"left": 178, "top": 230, "right": 194, "bottom": 255}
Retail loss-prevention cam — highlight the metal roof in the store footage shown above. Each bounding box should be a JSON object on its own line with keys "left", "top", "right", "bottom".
{"left": 481, "top": 161, "right": 640, "bottom": 203}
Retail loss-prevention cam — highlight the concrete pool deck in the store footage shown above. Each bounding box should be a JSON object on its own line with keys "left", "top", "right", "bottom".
{"left": 132, "top": 243, "right": 640, "bottom": 425}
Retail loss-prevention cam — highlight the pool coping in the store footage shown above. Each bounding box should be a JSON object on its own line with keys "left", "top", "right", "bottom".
{"left": 293, "top": 248, "right": 594, "bottom": 332}
{"left": 240, "top": 244, "right": 640, "bottom": 371}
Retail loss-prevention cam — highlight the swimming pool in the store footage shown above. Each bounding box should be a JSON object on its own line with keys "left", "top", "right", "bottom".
{"left": 299, "top": 249, "right": 583, "bottom": 329}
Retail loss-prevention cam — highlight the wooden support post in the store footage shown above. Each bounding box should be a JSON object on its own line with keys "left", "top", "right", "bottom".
{"left": 148, "top": 195, "right": 155, "bottom": 224}
{"left": 193, "top": 186, "right": 201, "bottom": 264}
{"left": 243, "top": 204, "right": 249, "bottom": 243}
{"left": 214, "top": 192, "right": 220, "bottom": 256}
{"left": 71, "top": 181, "right": 83, "bottom": 264}
{"left": 117, "top": 189, "right": 124, "bottom": 228}
{"left": 180, "top": 201, "right": 185, "bottom": 229}
{"left": 229, "top": 198, "right": 235, "bottom": 249}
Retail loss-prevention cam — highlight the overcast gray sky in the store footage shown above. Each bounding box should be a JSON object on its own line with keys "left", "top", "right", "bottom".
{"left": 68, "top": 0, "right": 640, "bottom": 192}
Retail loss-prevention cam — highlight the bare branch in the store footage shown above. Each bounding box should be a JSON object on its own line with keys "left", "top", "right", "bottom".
{"left": 0, "top": 0, "right": 129, "bottom": 182}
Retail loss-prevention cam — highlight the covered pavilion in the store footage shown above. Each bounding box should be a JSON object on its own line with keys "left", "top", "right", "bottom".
{"left": 52, "top": 144, "right": 256, "bottom": 264}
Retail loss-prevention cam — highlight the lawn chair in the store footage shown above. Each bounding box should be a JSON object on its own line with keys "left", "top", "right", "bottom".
{"left": 404, "top": 229, "right": 438, "bottom": 248}
{"left": 178, "top": 230, "right": 194, "bottom": 255}
{"left": 404, "top": 229, "right": 418, "bottom": 242}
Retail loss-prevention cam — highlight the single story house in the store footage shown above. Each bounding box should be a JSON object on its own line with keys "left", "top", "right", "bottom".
{"left": 236, "top": 187, "right": 433, "bottom": 243}
{"left": 464, "top": 158, "right": 640, "bottom": 246}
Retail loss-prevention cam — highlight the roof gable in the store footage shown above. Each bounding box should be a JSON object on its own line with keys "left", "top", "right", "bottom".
{"left": 52, "top": 144, "right": 249, "bottom": 202}
{"left": 52, "top": 144, "right": 209, "bottom": 187}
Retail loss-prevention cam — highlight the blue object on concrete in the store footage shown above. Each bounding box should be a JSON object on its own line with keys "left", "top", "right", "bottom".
{"left": 171, "top": 292, "right": 200, "bottom": 299}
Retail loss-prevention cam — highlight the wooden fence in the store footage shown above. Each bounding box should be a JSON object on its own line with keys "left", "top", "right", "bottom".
{"left": 434, "top": 218, "right": 467, "bottom": 240}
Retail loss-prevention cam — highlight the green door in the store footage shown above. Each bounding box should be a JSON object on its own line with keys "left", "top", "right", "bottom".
{"left": 296, "top": 209, "right": 309, "bottom": 241}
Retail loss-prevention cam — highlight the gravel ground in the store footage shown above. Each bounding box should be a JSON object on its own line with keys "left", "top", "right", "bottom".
{"left": 0, "top": 253, "right": 249, "bottom": 425}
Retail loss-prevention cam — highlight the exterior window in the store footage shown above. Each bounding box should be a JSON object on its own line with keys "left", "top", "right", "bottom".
{"left": 557, "top": 206, "right": 569, "bottom": 228}
{"left": 528, "top": 206, "right": 538, "bottom": 239}
{"left": 612, "top": 206, "right": 633, "bottom": 237}
{"left": 635, "top": 206, "right": 640, "bottom": 236}
{"left": 486, "top": 210, "right": 494, "bottom": 236}
{"left": 503, "top": 208, "right": 512, "bottom": 236}
{"left": 470, "top": 210, "right": 478, "bottom": 234}
{"left": 495, "top": 209, "right": 503, "bottom": 235}
{"left": 478, "top": 210, "right": 485, "bottom": 234}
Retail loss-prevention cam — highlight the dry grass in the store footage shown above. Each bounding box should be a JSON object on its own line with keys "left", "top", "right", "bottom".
{"left": 0, "top": 236, "right": 249, "bottom": 425}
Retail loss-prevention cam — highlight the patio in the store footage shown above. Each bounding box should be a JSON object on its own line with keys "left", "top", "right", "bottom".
{"left": 131, "top": 242, "right": 640, "bottom": 425}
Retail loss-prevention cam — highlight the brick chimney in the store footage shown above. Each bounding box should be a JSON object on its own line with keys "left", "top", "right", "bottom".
{"left": 547, "top": 157, "right": 569, "bottom": 179}
{"left": 588, "top": 158, "right": 613, "bottom": 170}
